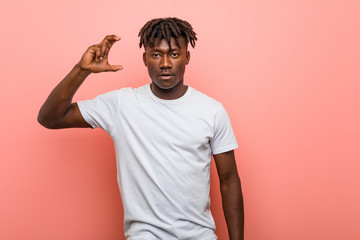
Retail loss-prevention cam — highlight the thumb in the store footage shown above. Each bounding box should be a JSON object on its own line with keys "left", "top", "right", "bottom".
{"left": 106, "top": 64, "right": 123, "bottom": 72}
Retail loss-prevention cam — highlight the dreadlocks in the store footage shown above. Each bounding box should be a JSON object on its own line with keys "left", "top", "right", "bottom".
{"left": 138, "top": 17, "right": 197, "bottom": 49}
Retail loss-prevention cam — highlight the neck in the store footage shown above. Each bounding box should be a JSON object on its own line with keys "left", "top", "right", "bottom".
{"left": 150, "top": 80, "right": 188, "bottom": 100}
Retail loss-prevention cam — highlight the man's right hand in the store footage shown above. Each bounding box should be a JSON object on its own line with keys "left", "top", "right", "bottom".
{"left": 77, "top": 35, "right": 123, "bottom": 73}
{"left": 38, "top": 34, "right": 123, "bottom": 129}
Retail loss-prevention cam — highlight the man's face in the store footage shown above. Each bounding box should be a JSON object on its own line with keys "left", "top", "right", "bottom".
{"left": 143, "top": 37, "right": 190, "bottom": 90}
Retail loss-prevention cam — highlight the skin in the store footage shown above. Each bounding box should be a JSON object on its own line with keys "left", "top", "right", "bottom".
{"left": 37, "top": 35, "right": 122, "bottom": 129}
{"left": 38, "top": 34, "right": 244, "bottom": 240}
{"left": 143, "top": 36, "right": 190, "bottom": 100}
{"left": 214, "top": 151, "right": 244, "bottom": 240}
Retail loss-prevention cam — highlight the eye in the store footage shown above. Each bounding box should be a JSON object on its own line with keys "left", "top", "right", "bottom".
{"left": 153, "top": 53, "right": 160, "bottom": 58}
{"left": 170, "top": 52, "right": 178, "bottom": 57}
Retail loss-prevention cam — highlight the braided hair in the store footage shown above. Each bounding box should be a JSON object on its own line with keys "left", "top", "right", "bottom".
{"left": 139, "top": 17, "right": 197, "bottom": 49}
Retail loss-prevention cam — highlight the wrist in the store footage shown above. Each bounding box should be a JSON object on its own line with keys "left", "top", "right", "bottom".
{"left": 74, "top": 63, "right": 92, "bottom": 76}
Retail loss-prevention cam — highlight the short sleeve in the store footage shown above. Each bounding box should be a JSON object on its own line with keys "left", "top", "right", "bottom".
{"left": 77, "top": 89, "right": 121, "bottom": 133}
{"left": 210, "top": 104, "right": 238, "bottom": 155}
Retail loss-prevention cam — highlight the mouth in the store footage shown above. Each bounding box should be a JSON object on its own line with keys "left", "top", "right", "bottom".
{"left": 158, "top": 73, "right": 174, "bottom": 80}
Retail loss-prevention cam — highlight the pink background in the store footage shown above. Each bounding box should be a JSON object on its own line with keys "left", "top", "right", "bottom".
{"left": 1, "top": 0, "right": 359, "bottom": 239}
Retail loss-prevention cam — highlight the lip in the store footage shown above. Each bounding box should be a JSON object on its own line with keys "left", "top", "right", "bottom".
{"left": 158, "top": 73, "right": 174, "bottom": 80}
{"left": 159, "top": 72, "right": 174, "bottom": 76}
{"left": 158, "top": 75, "right": 174, "bottom": 80}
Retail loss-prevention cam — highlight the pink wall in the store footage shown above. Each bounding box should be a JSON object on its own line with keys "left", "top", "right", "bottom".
{"left": 1, "top": 0, "right": 359, "bottom": 239}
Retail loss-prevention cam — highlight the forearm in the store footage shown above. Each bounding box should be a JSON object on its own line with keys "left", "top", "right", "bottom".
{"left": 38, "top": 64, "right": 90, "bottom": 128}
{"left": 220, "top": 174, "right": 244, "bottom": 240}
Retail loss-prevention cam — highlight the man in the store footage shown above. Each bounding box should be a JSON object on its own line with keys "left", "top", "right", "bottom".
{"left": 38, "top": 17, "right": 244, "bottom": 240}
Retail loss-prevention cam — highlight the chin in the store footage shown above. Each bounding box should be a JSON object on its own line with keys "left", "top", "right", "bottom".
{"left": 153, "top": 81, "right": 179, "bottom": 90}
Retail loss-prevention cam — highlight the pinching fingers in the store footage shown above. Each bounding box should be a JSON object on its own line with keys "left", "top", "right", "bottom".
{"left": 98, "top": 35, "right": 120, "bottom": 61}
{"left": 100, "top": 42, "right": 108, "bottom": 60}
{"left": 102, "top": 34, "right": 120, "bottom": 42}
{"left": 95, "top": 45, "right": 102, "bottom": 61}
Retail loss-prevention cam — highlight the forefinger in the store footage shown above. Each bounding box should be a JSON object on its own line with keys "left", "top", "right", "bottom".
{"left": 101, "top": 35, "right": 121, "bottom": 44}
{"left": 102, "top": 35, "right": 120, "bottom": 58}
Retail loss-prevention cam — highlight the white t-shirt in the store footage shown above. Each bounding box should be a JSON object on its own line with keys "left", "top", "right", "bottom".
{"left": 77, "top": 84, "right": 238, "bottom": 240}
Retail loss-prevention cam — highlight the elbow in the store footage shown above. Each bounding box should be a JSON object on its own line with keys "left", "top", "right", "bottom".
{"left": 37, "top": 111, "right": 57, "bottom": 129}
{"left": 37, "top": 111, "right": 46, "bottom": 127}
{"left": 37, "top": 115, "right": 50, "bottom": 129}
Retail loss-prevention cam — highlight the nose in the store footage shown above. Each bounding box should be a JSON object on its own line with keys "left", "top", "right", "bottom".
{"left": 160, "top": 55, "right": 172, "bottom": 69}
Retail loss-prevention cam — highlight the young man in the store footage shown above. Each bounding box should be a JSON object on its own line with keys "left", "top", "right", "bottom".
{"left": 38, "top": 17, "right": 244, "bottom": 240}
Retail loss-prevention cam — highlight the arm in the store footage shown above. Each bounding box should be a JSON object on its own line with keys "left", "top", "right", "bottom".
{"left": 37, "top": 35, "right": 123, "bottom": 129}
{"left": 213, "top": 150, "right": 244, "bottom": 240}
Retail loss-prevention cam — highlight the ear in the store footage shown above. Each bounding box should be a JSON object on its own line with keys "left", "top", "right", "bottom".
{"left": 186, "top": 51, "right": 190, "bottom": 65}
{"left": 143, "top": 52, "right": 147, "bottom": 66}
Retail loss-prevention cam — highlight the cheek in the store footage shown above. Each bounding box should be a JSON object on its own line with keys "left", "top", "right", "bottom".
{"left": 146, "top": 63, "right": 157, "bottom": 74}
{"left": 176, "top": 62, "right": 186, "bottom": 73}
{"left": 147, "top": 67, "right": 156, "bottom": 77}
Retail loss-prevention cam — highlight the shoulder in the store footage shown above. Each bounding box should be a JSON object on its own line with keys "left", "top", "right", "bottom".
{"left": 98, "top": 84, "right": 149, "bottom": 100}
{"left": 188, "top": 86, "right": 223, "bottom": 111}
{"left": 77, "top": 86, "right": 142, "bottom": 108}
{"left": 119, "top": 84, "right": 149, "bottom": 97}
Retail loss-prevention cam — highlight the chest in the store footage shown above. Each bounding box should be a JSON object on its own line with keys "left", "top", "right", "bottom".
{"left": 117, "top": 100, "right": 214, "bottom": 151}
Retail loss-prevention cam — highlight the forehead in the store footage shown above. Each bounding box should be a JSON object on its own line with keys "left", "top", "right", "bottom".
{"left": 145, "top": 36, "right": 187, "bottom": 51}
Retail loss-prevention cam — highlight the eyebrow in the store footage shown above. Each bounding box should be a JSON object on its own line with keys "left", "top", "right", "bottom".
{"left": 150, "top": 47, "right": 180, "bottom": 52}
